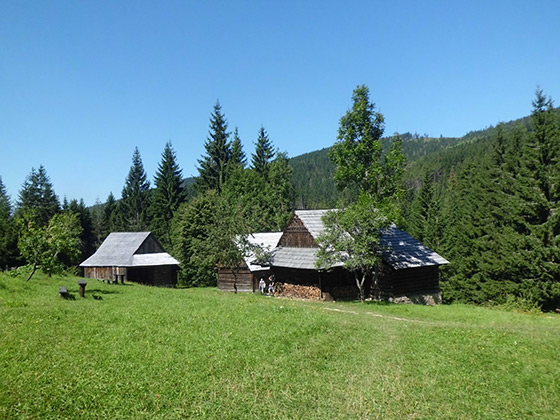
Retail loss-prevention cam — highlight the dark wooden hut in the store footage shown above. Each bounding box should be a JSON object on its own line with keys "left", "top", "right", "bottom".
{"left": 217, "top": 232, "right": 282, "bottom": 292}
{"left": 80, "top": 232, "right": 180, "bottom": 287}
{"left": 271, "top": 210, "right": 448, "bottom": 303}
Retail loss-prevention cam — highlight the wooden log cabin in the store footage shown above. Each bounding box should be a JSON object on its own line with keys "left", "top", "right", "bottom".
{"left": 80, "top": 232, "right": 180, "bottom": 287}
{"left": 271, "top": 210, "right": 449, "bottom": 303}
{"left": 217, "top": 232, "right": 283, "bottom": 292}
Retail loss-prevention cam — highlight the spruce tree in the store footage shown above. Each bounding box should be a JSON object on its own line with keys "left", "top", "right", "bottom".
{"left": 230, "top": 127, "right": 247, "bottom": 168}
{"left": 266, "top": 151, "right": 295, "bottom": 230}
{"left": 150, "top": 142, "right": 186, "bottom": 248}
{"left": 120, "top": 147, "right": 151, "bottom": 231}
{"left": 251, "top": 126, "right": 275, "bottom": 179}
{"left": 102, "top": 192, "right": 119, "bottom": 236}
{"left": 90, "top": 198, "right": 105, "bottom": 249}
{"left": 196, "top": 101, "right": 232, "bottom": 192}
{"left": 66, "top": 198, "right": 95, "bottom": 260}
{"left": 16, "top": 165, "right": 60, "bottom": 226}
{"left": 0, "top": 177, "right": 18, "bottom": 268}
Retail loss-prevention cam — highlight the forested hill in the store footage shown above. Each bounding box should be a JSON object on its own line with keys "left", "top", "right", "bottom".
{"left": 290, "top": 132, "right": 464, "bottom": 209}
{"left": 403, "top": 95, "right": 560, "bottom": 310}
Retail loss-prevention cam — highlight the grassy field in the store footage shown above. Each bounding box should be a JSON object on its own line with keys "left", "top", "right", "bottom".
{"left": 1, "top": 272, "right": 559, "bottom": 419}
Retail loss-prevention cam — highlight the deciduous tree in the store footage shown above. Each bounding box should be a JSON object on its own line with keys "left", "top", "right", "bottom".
{"left": 18, "top": 212, "right": 82, "bottom": 281}
{"left": 317, "top": 85, "right": 405, "bottom": 302}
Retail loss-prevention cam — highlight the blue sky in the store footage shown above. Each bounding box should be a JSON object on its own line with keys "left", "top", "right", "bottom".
{"left": 1, "top": 0, "right": 559, "bottom": 206}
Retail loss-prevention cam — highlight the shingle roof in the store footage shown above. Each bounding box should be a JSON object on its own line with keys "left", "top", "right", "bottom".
{"left": 80, "top": 232, "right": 179, "bottom": 267}
{"left": 380, "top": 225, "right": 449, "bottom": 269}
{"left": 277, "top": 210, "right": 448, "bottom": 270}
{"left": 294, "top": 209, "right": 329, "bottom": 239}
{"left": 244, "top": 232, "right": 283, "bottom": 272}
{"left": 131, "top": 253, "right": 180, "bottom": 267}
{"left": 272, "top": 247, "right": 319, "bottom": 270}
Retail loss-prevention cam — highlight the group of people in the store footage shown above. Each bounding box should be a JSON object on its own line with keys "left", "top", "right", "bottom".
{"left": 259, "top": 275, "right": 275, "bottom": 296}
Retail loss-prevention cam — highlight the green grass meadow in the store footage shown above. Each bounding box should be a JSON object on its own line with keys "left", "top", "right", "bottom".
{"left": 1, "top": 272, "right": 559, "bottom": 419}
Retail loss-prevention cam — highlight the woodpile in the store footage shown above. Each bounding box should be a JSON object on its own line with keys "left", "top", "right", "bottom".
{"left": 275, "top": 282, "right": 321, "bottom": 300}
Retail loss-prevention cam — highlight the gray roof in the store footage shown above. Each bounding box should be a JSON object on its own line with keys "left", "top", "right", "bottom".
{"left": 272, "top": 247, "right": 343, "bottom": 270}
{"left": 272, "top": 247, "right": 318, "bottom": 270}
{"left": 294, "top": 209, "right": 330, "bottom": 239}
{"left": 380, "top": 225, "right": 449, "bottom": 269}
{"left": 244, "top": 232, "right": 283, "bottom": 272}
{"left": 277, "top": 210, "right": 448, "bottom": 270}
{"left": 80, "top": 232, "right": 179, "bottom": 267}
{"left": 131, "top": 253, "right": 180, "bottom": 267}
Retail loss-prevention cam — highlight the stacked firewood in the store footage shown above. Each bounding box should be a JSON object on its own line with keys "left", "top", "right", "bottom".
{"left": 275, "top": 282, "right": 321, "bottom": 300}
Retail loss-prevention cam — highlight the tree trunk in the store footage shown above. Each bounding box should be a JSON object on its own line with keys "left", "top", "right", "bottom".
{"left": 371, "top": 268, "right": 379, "bottom": 300}
{"left": 354, "top": 271, "right": 366, "bottom": 303}
{"left": 231, "top": 268, "right": 238, "bottom": 294}
{"left": 26, "top": 263, "right": 38, "bottom": 282}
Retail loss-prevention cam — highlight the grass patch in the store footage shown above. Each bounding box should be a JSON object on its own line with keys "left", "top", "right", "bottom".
{"left": 1, "top": 272, "right": 559, "bottom": 419}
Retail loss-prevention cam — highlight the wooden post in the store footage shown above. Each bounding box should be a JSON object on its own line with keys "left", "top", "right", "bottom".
{"left": 78, "top": 279, "right": 87, "bottom": 298}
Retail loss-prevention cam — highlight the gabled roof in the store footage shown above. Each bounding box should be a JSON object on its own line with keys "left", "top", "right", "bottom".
{"left": 80, "top": 232, "right": 179, "bottom": 267}
{"left": 294, "top": 209, "right": 329, "bottom": 239}
{"left": 272, "top": 247, "right": 344, "bottom": 270}
{"left": 380, "top": 225, "right": 449, "bottom": 269}
{"left": 274, "top": 209, "right": 448, "bottom": 270}
{"left": 244, "top": 232, "right": 283, "bottom": 272}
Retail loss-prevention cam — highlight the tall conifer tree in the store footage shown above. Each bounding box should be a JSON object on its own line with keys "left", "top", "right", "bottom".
{"left": 197, "top": 101, "right": 232, "bottom": 192}
{"left": 251, "top": 126, "right": 275, "bottom": 179}
{"left": 0, "top": 177, "right": 18, "bottom": 268}
{"left": 150, "top": 142, "right": 186, "bottom": 248}
{"left": 120, "top": 147, "right": 151, "bottom": 231}
{"left": 16, "top": 165, "right": 60, "bottom": 226}
{"left": 102, "top": 192, "right": 119, "bottom": 235}
{"left": 230, "top": 127, "right": 247, "bottom": 168}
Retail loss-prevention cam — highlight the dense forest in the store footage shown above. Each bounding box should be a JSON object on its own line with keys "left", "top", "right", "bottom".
{"left": 290, "top": 133, "right": 463, "bottom": 209}
{"left": 1, "top": 89, "right": 559, "bottom": 310}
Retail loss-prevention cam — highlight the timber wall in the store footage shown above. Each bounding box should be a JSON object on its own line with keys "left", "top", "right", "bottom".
{"left": 279, "top": 215, "right": 316, "bottom": 248}
{"left": 128, "top": 265, "right": 177, "bottom": 287}
{"left": 217, "top": 268, "right": 255, "bottom": 292}
{"left": 84, "top": 266, "right": 126, "bottom": 281}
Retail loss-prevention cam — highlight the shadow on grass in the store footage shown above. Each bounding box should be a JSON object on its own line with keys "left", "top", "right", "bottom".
{"left": 86, "top": 288, "right": 123, "bottom": 295}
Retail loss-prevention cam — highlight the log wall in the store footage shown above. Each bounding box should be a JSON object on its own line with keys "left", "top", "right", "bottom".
{"left": 127, "top": 266, "right": 177, "bottom": 287}
{"left": 84, "top": 266, "right": 124, "bottom": 281}
{"left": 279, "top": 215, "right": 316, "bottom": 248}
{"left": 217, "top": 268, "right": 255, "bottom": 292}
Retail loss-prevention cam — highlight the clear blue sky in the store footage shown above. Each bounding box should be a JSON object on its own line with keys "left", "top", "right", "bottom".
{"left": 1, "top": 0, "right": 559, "bottom": 206}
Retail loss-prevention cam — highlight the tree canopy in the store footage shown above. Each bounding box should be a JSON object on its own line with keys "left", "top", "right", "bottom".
{"left": 317, "top": 85, "right": 405, "bottom": 301}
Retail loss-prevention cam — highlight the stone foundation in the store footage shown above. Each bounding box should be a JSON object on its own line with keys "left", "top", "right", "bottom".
{"left": 389, "top": 290, "right": 442, "bottom": 305}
